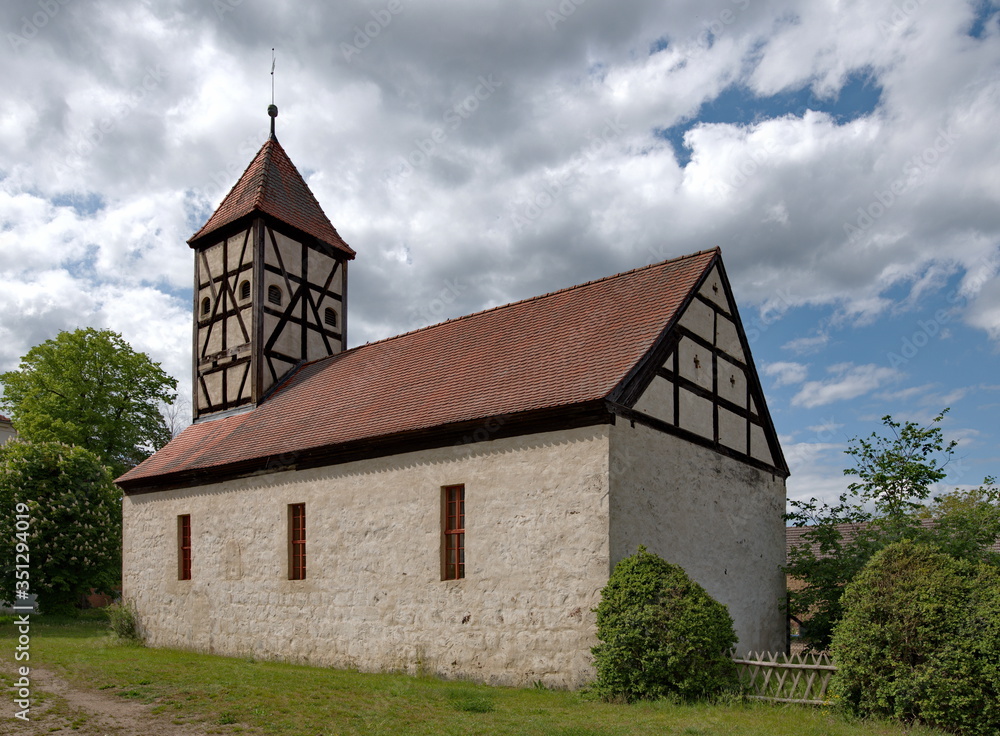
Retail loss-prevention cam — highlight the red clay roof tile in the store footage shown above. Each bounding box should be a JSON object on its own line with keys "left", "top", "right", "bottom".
{"left": 188, "top": 136, "right": 355, "bottom": 258}
{"left": 118, "top": 248, "right": 719, "bottom": 488}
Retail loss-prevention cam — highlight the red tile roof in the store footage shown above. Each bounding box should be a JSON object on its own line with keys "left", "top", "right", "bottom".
{"left": 188, "top": 136, "right": 355, "bottom": 258}
{"left": 0, "top": 414, "right": 10, "bottom": 423}
{"left": 118, "top": 248, "right": 719, "bottom": 490}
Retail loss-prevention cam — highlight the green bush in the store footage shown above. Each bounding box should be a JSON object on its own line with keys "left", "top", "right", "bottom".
{"left": 831, "top": 540, "right": 1000, "bottom": 735}
{"left": 107, "top": 599, "right": 143, "bottom": 643}
{"left": 591, "top": 546, "right": 737, "bottom": 702}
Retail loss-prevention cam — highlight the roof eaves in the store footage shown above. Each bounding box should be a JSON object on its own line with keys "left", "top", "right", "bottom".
{"left": 118, "top": 399, "right": 613, "bottom": 494}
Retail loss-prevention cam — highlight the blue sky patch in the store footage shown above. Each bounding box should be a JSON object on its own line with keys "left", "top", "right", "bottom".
{"left": 51, "top": 192, "right": 105, "bottom": 217}
{"left": 184, "top": 192, "right": 215, "bottom": 234}
{"left": 659, "top": 68, "right": 883, "bottom": 166}
{"left": 751, "top": 268, "right": 997, "bottom": 490}
{"left": 967, "top": 0, "right": 999, "bottom": 38}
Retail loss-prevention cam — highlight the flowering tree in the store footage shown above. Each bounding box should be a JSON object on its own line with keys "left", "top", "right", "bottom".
{"left": 0, "top": 441, "right": 121, "bottom": 615}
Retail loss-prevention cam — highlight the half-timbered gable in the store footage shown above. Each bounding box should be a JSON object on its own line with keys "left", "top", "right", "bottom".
{"left": 615, "top": 260, "right": 784, "bottom": 476}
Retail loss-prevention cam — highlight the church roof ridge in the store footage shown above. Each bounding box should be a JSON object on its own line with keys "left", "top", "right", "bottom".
{"left": 329, "top": 247, "right": 722, "bottom": 357}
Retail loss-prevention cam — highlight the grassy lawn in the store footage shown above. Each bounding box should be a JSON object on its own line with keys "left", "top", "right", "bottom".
{"left": 0, "top": 612, "right": 947, "bottom": 736}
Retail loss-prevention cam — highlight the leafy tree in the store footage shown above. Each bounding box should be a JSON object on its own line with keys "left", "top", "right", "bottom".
{"left": 785, "top": 410, "right": 999, "bottom": 649}
{"left": 0, "top": 328, "right": 177, "bottom": 476}
{"left": 591, "top": 546, "right": 737, "bottom": 702}
{"left": 0, "top": 440, "right": 121, "bottom": 616}
{"left": 917, "top": 480, "right": 1000, "bottom": 564}
{"left": 832, "top": 540, "right": 1000, "bottom": 735}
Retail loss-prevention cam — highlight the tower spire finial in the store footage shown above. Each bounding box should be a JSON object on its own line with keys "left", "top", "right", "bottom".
{"left": 268, "top": 48, "right": 277, "bottom": 139}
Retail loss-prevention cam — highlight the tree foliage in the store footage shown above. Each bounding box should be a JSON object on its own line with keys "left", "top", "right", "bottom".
{"left": 0, "top": 328, "right": 177, "bottom": 475}
{"left": 591, "top": 546, "right": 738, "bottom": 702}
{"left": 785, "top": 411, "right": 999, "bottom": 649}
{"left": 0, "top": 440, "right": 121, "bottom": 615}
{"left": 832, "top": 540, "right": 1000, "bottom": 735}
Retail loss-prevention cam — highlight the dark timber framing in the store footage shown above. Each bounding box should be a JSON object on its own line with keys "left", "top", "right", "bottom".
{"left": 192, "top": 213, "right": 348, "bottom": 421}
{"left": 608, "top": 252, "right": 788, "bottom": 477}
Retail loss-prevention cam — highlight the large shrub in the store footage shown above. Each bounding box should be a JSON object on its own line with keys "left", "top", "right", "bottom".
{"left": 0, "top": 440, "right": 121, "bottom": 616}
{"left": 831, "top": 540, "right": 1000, "bottom": 735}
{"left": 591, "top": 546, "right": 737, "bottom": 702}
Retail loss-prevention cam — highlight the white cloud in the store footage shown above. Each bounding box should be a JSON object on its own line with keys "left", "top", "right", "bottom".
{"left": 784, "top": 441, "right": 850, "bottom": 509}
{"left": 792, "top": 363, "right": 902, "bottom": 408}
{"left": 782, "top": 333, "right": 829, "bottom": 355}
{"left": 764, "top": 361, "right": 809, "bottom": 387}
{"left": 965, "top": 274, "right": 1000, "bottom": 341}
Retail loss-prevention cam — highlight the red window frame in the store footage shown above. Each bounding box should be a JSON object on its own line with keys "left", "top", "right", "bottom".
{"left": 443, "top": 485, "right": 465, "bottom": 580}
{"left": 289, "top": 503, "right": 306, "bottom": 580}
{"left": 178, "top": 514, "right": 192, "bottom": 580}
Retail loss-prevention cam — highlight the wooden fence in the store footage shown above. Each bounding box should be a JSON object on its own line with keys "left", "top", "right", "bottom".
{"left": 732, "top": 650, "right": 837, "bottom": 705}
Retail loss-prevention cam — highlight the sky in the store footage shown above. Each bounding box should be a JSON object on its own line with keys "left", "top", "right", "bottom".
{"left": 1, "top": 0, "right": 998, "bottom": 510}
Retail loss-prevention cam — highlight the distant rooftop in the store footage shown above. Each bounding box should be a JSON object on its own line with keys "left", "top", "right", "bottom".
{"left": 786, "top": 520, "right": 1000, "bottom": 562}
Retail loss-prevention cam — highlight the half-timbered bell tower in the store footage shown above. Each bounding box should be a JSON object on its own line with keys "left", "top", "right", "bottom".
{"left": 187, "top": 105, "right": 356, "bottom": 422}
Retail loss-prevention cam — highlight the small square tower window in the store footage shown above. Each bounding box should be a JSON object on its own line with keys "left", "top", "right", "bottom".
{"left": 239, "top": 280, "right": 251, "bottom": 301}
{"left": 268, "top": 285, "right": 283, "bottom": 306}
{"left": 324, "top": 307, "right": 337, "bottom": 327}
{"left": 201, "top": 297, "right": 211, "bottom": 316}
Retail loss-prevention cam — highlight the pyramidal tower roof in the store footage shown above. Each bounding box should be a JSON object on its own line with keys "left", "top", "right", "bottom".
{"left": 188, "top": 110, "right": 355, "bottom": 258}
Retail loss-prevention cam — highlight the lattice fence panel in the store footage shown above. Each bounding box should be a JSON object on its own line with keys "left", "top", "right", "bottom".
{"left": 732, "top": 650, "right": 837, "bottom": 705}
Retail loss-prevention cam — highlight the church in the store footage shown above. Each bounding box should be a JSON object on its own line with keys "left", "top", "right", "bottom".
{"left": 118, "top": 106, "right": 789, "bottom": 688}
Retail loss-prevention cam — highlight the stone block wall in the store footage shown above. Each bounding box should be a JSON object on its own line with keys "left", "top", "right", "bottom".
{"left": 123, "top": 425, "right": 611, "bottom": 688}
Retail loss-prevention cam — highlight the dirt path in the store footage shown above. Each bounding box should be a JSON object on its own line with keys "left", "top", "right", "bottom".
{"left": 3, "top": 665, "right": 248, "bottom": 736}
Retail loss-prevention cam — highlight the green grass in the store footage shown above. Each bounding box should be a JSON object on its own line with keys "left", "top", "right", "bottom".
{"left": 0, "top": 613, "right": 948, "bottom": 736}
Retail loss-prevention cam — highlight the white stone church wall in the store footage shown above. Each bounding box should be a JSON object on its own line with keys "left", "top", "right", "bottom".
{"left": 123, "top": 424, "right": 611, "bottom": 688}
{"left": 608, "top": 421, "right": 787, "bottom": 654}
